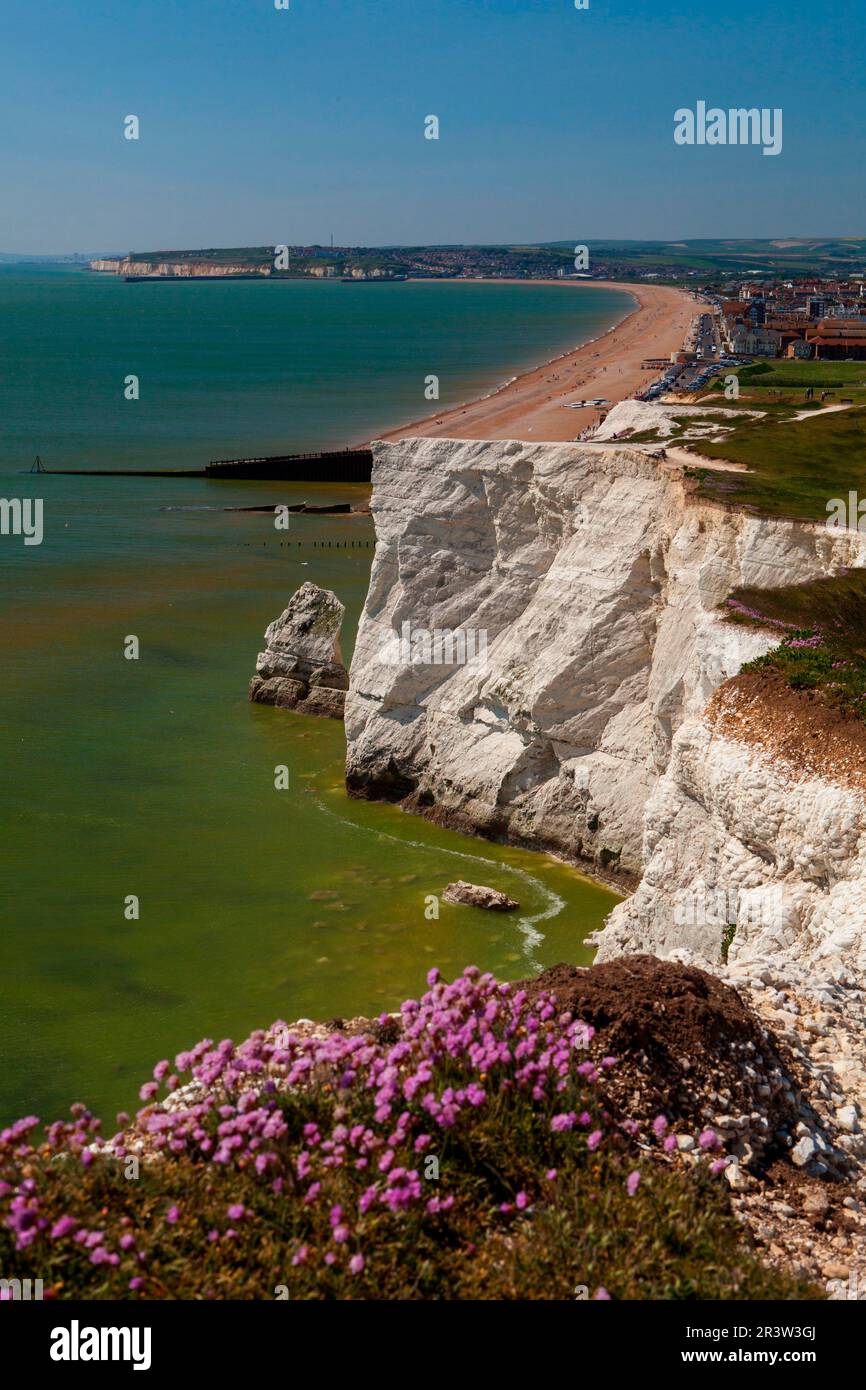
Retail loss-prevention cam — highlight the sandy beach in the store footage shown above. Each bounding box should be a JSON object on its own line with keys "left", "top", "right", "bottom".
{"left": 375, "top": 280, "right": 697, "bottom": 443}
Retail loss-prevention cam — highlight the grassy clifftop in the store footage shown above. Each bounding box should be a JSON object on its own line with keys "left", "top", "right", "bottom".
{"left": 692, "top": 404, "right": 866, "bottom": 521}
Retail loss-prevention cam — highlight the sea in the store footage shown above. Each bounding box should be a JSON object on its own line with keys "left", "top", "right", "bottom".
{"left": 0, "top": 266, "right": 632, "bottom": 1125}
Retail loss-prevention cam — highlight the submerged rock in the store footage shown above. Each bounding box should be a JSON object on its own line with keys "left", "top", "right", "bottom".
{"left": 442, "top": 880, "right": 520, "bottom": 911}
{"left": 249, "top": 582, "right": 348, "bottom": 719}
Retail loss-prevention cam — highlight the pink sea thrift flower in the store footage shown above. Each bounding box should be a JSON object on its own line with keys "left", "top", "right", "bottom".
{"left": 50, "top": 1216, "right": 78, "bottom": 1239}
{"left": 626, "top": 1171, "right": 641, "bottom": 1196}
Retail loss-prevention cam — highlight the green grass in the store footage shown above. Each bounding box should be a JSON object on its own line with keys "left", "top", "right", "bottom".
{"left": 618, "top": 427, "right": 668, "bottom": 443}
{"left": 737, "top": 360, "right": 866, "bottom": 389}
{"left": 701, "top": 361, "right": 866, "bottom": 413}
{"left": 729, "top": 570, "right": 866, "bottom": 648}
{"left": 742, "top": 641, "right": 866, "bottom": 714}
{"left": 725, "top": 571, "right": 866, "bottom": 717}
{"left": 689, "top": 405, "right": 866, "bottom": 520}
{"left": 699, "top": 386, "right": 827, "bottom": 417}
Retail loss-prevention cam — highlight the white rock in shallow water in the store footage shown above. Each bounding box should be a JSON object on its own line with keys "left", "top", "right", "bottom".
{"left": 250, "top": 582, "right": 348, "bottom": 718}
{"left": 442, "top": 881, "right": 520, "bottom": 911}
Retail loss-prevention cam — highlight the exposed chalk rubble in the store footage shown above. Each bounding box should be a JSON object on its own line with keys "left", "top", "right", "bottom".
{"left": 718, "top": 955, "right": 866, "bottom": 1297}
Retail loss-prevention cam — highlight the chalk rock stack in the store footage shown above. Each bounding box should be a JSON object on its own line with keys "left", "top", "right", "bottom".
{"left": 249, "top": 582, "right": 348, "bottom": 719}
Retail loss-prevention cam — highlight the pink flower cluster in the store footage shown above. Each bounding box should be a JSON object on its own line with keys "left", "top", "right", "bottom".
{"left": 725, "top": 599, "right": 796, "bottom": 630}
{"left": 1, "top": 966, "right": 729, "bottom": 1288}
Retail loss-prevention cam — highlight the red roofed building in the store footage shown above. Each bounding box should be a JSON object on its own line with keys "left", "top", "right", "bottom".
{"left": 807, "top": 322, "right": 866, "bottom": 359}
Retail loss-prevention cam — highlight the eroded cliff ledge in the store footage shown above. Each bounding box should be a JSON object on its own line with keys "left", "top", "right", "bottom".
{"left": 345, "top": 436, "right": 866, "bottom": 972}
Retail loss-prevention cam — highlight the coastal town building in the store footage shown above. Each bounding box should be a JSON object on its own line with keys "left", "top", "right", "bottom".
{"left": 720, "top": 277, "right": 866, "bottom": 358}
{"left": 808, "top": 322, "right": 866, "bottom": 360}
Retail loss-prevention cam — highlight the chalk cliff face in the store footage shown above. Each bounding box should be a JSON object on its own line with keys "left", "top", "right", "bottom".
{"left": 597, "top": 713, "right": 866, "bottom": 975}
{"left": 345, "top": 436, "right": 866, "bottom": 972}
{"left": 123, "top": 261, "right": 269, "bottom": 279}
{"left": 87, "top": 258, "right": 269, "bottom": 278}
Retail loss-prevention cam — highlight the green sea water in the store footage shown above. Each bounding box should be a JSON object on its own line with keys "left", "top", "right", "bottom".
{"left": 0, "top": 268, "right": 627, "bottom": 1126}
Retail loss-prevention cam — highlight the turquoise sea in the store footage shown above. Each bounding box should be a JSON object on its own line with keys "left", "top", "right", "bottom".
{"left": 0, "top": 267, "right": 630, "bottom": 1125}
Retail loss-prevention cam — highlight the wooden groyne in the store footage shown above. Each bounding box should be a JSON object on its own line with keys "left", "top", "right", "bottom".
{"left": 205, "top": 449, "right": 372, "bottom": 482}
{"left": 31, "top": 448, "right": 373, "bottom": 483}
{"left": 38, "top": 468, "right": 204, "bottom": 477}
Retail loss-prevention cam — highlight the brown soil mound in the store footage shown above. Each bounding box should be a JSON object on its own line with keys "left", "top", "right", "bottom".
{"left": 520, "top": 955, "right": 800, "bottom": 1164}
{"left": 708, "top": 669, "right": 866, "bottom": 789}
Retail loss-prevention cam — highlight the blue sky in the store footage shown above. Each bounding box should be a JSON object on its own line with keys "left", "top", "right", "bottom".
{"left": 2, "top": 0, "right": 864, "bottom": 252}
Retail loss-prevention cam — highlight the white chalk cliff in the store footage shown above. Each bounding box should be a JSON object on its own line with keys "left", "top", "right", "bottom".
{"left": 88, "top": 258, "right": 269, "bottom": 278}
{"left": 345, "top": 435, "right": 866, "bottom": 975}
